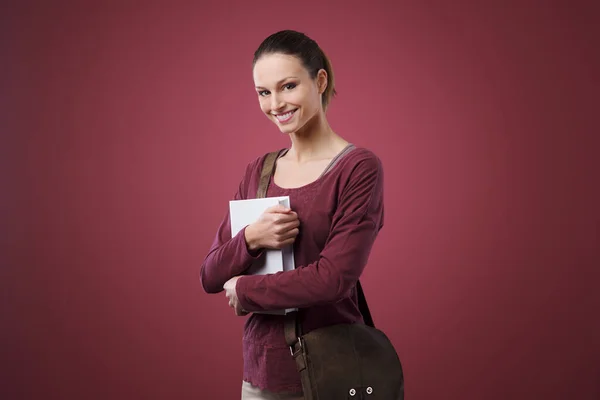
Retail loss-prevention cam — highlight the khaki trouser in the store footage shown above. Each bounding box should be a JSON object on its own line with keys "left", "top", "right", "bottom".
{"left": 241, "top": 381, "right": 304, "bottom": 400}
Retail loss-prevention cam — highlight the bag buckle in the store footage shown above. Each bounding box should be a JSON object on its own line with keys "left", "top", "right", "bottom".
{"left": 289, "top": 337, "right": 303, "bottom": 357}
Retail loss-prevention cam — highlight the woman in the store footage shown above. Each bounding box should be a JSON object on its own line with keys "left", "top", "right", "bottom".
{"left": 199, "top": 30, "right": 385, "bottom": 399}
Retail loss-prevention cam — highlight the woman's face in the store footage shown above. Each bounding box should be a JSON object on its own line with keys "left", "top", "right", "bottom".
{"left": 253, "top": 53, "right": 326, "bottom": 135}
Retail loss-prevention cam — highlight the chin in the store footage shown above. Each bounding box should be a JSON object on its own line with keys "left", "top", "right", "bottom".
{"left": 272, "top": 119, "right": 296, "bottom": 134}
{"left": 277, "top": 126, "right": 295, "bottom": 135}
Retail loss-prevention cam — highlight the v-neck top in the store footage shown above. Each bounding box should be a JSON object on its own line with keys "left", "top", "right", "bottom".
{"left": 270, "top": 143, "right": 357, "bottom": 191}
{"left": 199, "top": 144, "right": 384, "bottom": 393}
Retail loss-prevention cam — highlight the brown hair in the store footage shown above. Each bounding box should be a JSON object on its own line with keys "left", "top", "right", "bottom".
{"left": 253, "top": 30, "right": 337, "bottom": 110}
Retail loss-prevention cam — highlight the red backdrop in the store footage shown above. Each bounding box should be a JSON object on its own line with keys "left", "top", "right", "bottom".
{"left": 2, "top": 1, "right": 598, "bottom": 399}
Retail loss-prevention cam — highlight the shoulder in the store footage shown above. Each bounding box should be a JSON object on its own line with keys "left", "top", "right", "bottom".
{"left": 338, "top": 146, "right": 384, "bottom": 180}
{"left": 331, "top": 146, "right": 384, "bottom": 219}
{"left": 321, "top": 146, "right": 384, "bottom": 205}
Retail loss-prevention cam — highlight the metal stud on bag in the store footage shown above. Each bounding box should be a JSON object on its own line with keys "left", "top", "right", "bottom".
{"left": 349, "top": 388, "right": 356, "bottom": 396}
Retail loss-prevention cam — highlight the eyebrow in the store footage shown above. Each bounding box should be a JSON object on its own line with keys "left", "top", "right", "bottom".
{"left": 255, "top": 76, "right": 298, "bottom": 90}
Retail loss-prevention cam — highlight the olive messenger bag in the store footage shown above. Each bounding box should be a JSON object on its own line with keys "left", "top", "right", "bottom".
{"left": 254, "top": 150, "right": 405, "bottom": 400}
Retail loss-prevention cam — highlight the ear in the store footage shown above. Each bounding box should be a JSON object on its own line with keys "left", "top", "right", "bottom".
{"left": 316, "top": 69, "right": 328, "bottom": 94}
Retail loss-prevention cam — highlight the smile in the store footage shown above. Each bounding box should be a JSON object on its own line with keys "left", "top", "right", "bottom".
{"left": 273, "top": 109, "right": 297, "bottom": 123}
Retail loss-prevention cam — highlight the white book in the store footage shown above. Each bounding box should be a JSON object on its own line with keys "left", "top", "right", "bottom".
{"left": 229, "top": 196, "right": 297, "bottom": 315}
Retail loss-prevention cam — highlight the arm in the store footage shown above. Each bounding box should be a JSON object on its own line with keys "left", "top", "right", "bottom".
{"left": 199, "top": 160, "right": 263, "bottom": 294}
{"left": 235, "top": 155, "right": 384, "bottom": 312}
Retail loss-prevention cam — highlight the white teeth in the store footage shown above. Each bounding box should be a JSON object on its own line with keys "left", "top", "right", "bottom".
{"left": 275, "top": 110, "right": 295, "bottom": 121}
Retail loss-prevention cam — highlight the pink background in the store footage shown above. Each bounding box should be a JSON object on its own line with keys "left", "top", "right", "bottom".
{"left": 2, "top": 1, "right": 598, "bottom": 399}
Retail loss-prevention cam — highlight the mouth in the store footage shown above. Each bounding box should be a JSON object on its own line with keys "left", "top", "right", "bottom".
{"left": 273, "top": 109, "right": 297, "bottom": 123}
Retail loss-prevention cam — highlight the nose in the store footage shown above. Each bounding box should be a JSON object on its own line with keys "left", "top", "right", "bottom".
{"left": 270, "top": 93, "right": 285, "bottom": 112}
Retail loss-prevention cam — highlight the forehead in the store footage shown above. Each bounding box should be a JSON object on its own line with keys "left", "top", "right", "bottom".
{"left": 253, "top": 53, "right": 308, "bottom": 86}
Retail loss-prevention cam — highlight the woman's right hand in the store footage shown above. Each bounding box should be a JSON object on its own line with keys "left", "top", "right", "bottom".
{"left": 244, "top": 204, "right": 300, "bottom": 251}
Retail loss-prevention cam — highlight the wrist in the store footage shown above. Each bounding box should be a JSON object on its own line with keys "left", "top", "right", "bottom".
{"left": 244, "top": 224, "right": 260, "bottom": 251}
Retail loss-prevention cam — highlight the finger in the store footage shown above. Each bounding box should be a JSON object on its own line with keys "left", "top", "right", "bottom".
{"left": 271, "top": 214, "right": 294, "bottom": 225}
{"left": 275, "top": 210, "right": 300, "bottom": 223}
{"left": 284, "top": 211, "right": 299, "bottom": 221}
{"left": 278, "top": 228, "right": 299, "bottom": 241}
{"left": 236, "top": 308, "right": 248, "bottom": 317}
{"left": 233, "top": 301, "right": 243, "bottom": 316}
{"left": 283, "top": 219, "right": 301, "bottom": 231}
{"left": 274, "top": 219, "right": 300, "bottom": 234}
{"left": 266, "top": 204, "right": 291, "bottom": 214}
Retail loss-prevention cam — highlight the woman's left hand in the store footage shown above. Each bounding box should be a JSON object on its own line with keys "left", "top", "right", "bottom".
{"left": 223, "top": 276, "right": 248, "bottom": 316}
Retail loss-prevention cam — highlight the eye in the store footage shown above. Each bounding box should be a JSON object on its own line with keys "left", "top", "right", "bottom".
{"left": 257, "top": 90, "right": 270, "bottom": 97}
{"left": 283, "top": 82, "right": 297, "bottom": 90}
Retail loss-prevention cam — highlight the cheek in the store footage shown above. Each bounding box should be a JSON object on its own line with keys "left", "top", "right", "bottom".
{"left": 289, "top": 90, "right": 316, "bottom": 109}
{"left": 258, "top": 98, "right": 270, "bottom": 113}
{"left": 302, "top": 88, "right": 321, "bottom": 108}
{"left": 299, "top": 95, "right": 321, "bottom": 116}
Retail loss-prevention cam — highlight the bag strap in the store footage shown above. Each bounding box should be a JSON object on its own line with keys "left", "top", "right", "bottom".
{"left": 256, "top": 150, "right": 282, "bottom": 198}
{"left": 255, "top": 149, "right": 375, "bottom": 350}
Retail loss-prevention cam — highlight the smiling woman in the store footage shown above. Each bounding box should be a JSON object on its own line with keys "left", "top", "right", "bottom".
{"left": 252, "top": 46, "right": 335, "bottom": 138}
{"left": 199, "top": 30, "right": 403, "bottom": 400}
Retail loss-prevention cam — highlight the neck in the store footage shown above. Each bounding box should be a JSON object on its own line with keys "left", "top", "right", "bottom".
{"left": 286, "top": 110, "right": 347, "bottom": 163}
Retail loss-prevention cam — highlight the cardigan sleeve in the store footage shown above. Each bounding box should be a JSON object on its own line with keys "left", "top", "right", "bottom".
{"left": 235, "top": 154, "right": 384, "bottom": 312}
{"left": 199, "top": 158, "right": 264, "bottom": 294}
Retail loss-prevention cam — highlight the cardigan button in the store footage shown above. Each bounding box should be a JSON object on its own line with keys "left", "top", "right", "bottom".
{"left": 349, "top": 388, "right": 356, "bottom": 396}
{"left": 366, "top": 386, "right": 373, "bottom": 394}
